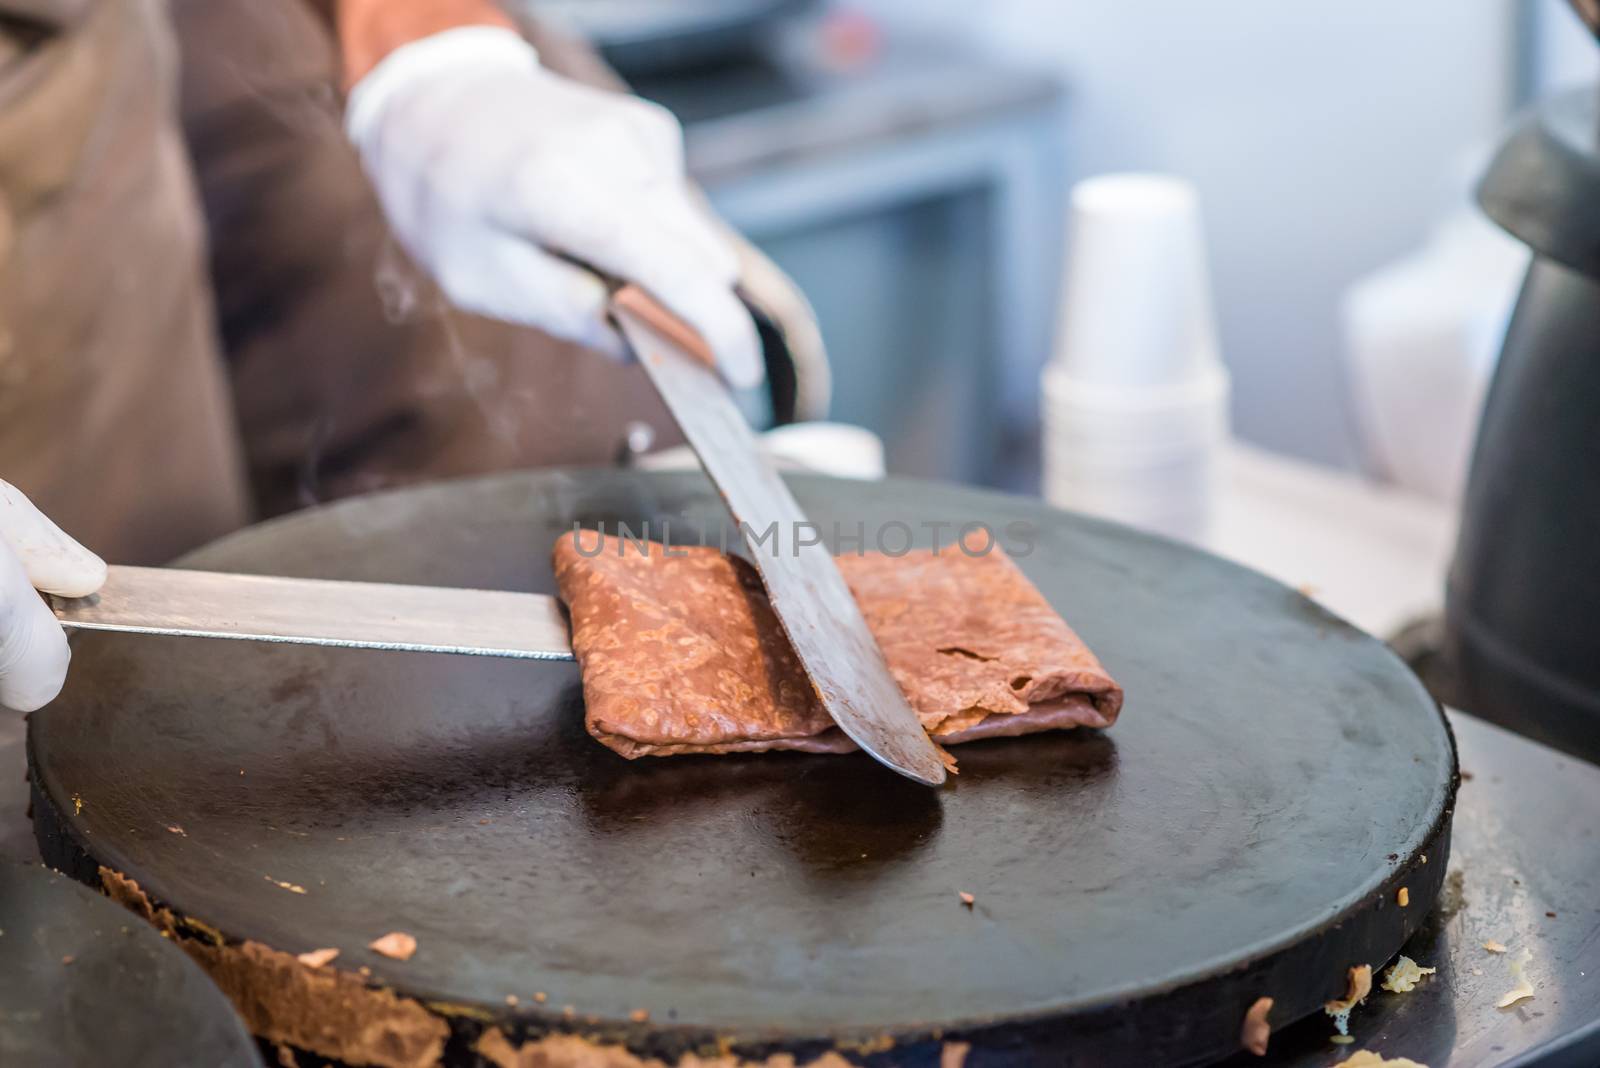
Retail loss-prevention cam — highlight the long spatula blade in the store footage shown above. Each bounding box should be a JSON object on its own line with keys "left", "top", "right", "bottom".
{"left": 613, "top": 291, "right": 948, "bottom": 787}
{"left": 51, "top": 566, "right": 575, "bottom": 661}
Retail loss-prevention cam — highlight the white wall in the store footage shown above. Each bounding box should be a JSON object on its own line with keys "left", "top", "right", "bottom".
{"left": 849, "top": 0, "right": 1518, "bottom": 467}
{"left": 1529, "top": 0, "right": 1600, "bottom": 96}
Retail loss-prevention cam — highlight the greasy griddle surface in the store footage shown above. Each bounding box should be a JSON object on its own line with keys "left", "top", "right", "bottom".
{"left": 28, "top": 471, "right": 1455, "bottom": 1065}
{"left": 0, "top": 863, "right": 261, "bottom": 1067}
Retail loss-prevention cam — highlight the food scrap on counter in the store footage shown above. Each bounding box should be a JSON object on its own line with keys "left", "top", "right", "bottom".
{"left": 1340, "top": 1051, "right": 1430, "bottom": 1067}
{"left": 1496, "top": 948, "right": 1535, "bottom": 1008}
{"left": 296, "top": 947, "right": 339, "bottom": 969}
{"left": 1380, "top": 956, "right": 1437, "bottom": 993}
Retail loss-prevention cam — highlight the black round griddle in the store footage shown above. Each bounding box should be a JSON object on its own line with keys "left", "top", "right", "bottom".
{"left": 28, "top": 470, "right": 1457, "bottom": 1067}
{"left": 0, "top": 861, "right": 261, "bottom": 1067}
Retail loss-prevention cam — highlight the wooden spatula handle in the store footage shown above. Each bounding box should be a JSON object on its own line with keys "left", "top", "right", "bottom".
{"left": 611, "top": 284, "right": 716, "bottom": 370}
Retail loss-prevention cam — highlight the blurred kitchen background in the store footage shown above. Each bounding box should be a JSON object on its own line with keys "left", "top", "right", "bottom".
{"left": 527, "top": 0, "right": 1587, "bottom": 646}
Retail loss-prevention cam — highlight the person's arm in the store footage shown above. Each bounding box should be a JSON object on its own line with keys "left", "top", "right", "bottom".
{"left": 335, "top": 0, "right": 513, "bottom": 89}
{"left": 0, "top": 481, "right": 105, "bottom": 712}
{"left": 335, "top": 0, "right": 763, "bottom": 388}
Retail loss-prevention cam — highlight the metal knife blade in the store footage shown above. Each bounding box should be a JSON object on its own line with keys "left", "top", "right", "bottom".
{"left": 51, "top": 566, "right": 575, "bottom": 661}
{"left": 611, "top": 286, "right": 948, "bottom": 787}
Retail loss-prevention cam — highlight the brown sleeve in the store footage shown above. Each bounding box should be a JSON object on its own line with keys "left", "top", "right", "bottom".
{"left": 333, "top": 0, "right": 515, "bottom": 89}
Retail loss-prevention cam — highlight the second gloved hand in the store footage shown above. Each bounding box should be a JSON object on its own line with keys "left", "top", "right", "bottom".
{"left": 0, "top": 481, "right": 106, "bottom": 712}
{"left": 346, "top": 26, "right": 764, "bottom": 389}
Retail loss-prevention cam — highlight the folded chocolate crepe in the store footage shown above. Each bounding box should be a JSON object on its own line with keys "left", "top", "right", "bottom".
{"left": 552, "top": 530, "right": 1123, "bottom": 760}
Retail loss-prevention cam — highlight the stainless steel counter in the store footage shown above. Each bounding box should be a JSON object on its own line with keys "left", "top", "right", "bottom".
{"left": 1226, "top": 711, "right": 1600, "bottom": 1068}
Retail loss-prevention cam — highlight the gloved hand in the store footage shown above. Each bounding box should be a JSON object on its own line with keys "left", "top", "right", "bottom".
{"left": 346, "top": 26, "right": 764, "bottom": 389}
{"left": 0, "top": 481, "right": 106, "bottom": 712}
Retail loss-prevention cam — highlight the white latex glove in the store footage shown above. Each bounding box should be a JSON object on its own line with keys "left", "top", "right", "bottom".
{"left": 346, "top": 26, "right": 764, "bottom": 390}
{"left": 0, "top": 481, "right": 106, "bottom": 712}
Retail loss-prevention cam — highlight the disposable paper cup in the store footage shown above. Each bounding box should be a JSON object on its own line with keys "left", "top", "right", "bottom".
{"left": 1042, "top": 363, "right": 1231, "bottom": 460}
{"left": 1043, "top": 414, "right": 1220, "bottom": 541}
{"left": 1053, "top": 173, "right": 1220, "bottom": 389}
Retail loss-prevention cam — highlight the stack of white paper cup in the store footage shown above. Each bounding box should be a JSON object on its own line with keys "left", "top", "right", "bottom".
{"left": 1042, "top": 174, "right": 1230, "bottom": 543}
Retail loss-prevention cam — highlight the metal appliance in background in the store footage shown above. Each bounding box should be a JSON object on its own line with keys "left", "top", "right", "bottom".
{"left": 1441, "top": 0, "right": 1600, "bottom": 763}
{"left": 523, "top": 1, "right": 1068, "bottom": 487}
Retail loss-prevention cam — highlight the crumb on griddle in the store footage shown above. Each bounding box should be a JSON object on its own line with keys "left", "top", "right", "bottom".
{"left": 629, "top": 1009, "right": 649, "bottom": 1023}
{"left": 166, "top": 825, "right": 185, "bottom": 836}
{"left": 61, "top": 955, "right": 74, "bottom": 965}
{"left": 1240, "top": 996, "right": 1273, "bottom": 1056}
{"left": 297, "top": 947, "right": 340, "bottom": 968}
{"left": 1397, "top": 887, "right": 1410, "bottom": 907}
{"left": 1546, "top": 910, "right": 1557, "bottom": 918}
{"left": 265, "top": 876, "right": 307, "bottom": 894}
{"left": 505, "top": 995, "right": 518, "bottom": 1007}
{"left": 369, "top": 932, "right": 417, "bottom": 961}
{"left": 958, "top": 891, "right": 975, "bottom": 908}
{"left": 533, "top": 992, "right": 547, "bottom": 1003}
{"left": 1483, "top": 940, "right": 1508, "bottom": 954}
{"left": 71, "top": 794, "right": 83, "bottom": 815}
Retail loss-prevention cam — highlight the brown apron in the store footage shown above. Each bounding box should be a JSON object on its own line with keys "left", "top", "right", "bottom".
{"left": 169, "top": 0, "right": 682, "bottom": 519}
{"left": 0, "top": 0, "right": 251, "bottom": 563}
{"left": 0, "top": 0, "right": 681, "bottom": 562}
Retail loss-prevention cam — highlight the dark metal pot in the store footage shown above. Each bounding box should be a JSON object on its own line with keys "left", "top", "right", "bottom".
{"left": 1444, "top": 80, "right": 1600, "bottom": 762}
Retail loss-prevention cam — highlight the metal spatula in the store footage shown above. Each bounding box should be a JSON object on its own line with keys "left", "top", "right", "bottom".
{"left": 54, "top": 288, "right": 947, "bottom": 787}
{"left": 606, "top": 283, "right": 948, "bottom": 786}
{"left": 51, "top": 566, "right": 576, "bottom": 661}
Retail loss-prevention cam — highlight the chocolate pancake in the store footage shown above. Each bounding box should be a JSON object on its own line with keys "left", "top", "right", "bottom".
{"left": 551, "top": 530, "right": 1123, "bottom": 759}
